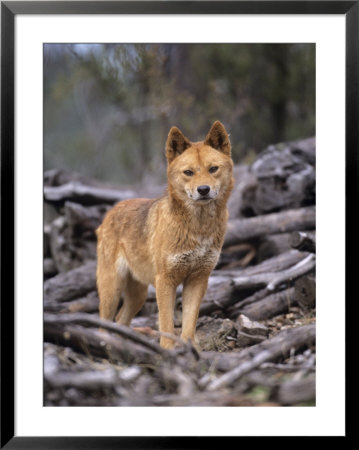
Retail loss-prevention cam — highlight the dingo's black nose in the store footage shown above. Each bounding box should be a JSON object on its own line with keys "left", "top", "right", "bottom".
{"left": 197, "top": 185, "right": 210, "bottom": 196}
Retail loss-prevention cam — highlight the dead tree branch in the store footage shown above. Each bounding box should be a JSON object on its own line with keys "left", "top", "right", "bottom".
{"left": 44, "top": 182, "right": 135, "bottom": 206}
{"left": 224, "top": 206, "right": 315, "bottom": 247}
{"left": 232, "top": 253, "right": 315, "bottom": 291}
{"left": 204, "top": 324, "right": 315, "bottom": 391}
{"left": 294, "top": 276, "right": 316, "bottom": 311}
{"left": 44, "top": 261, "right": 96, "bottom": 304}
{"left": 44, "top": 313, "right": 168, "bottom": 356}
{"left": 236, "top": 287, "right": 296, "bottom": 321}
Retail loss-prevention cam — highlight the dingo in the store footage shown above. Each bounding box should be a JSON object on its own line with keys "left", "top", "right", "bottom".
{"left": 96, "top": 121, "right": 234, "bottom": 348}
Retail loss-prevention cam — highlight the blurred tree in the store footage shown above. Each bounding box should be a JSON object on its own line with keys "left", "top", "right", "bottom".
{"left": 44, "top": 43, "right": 315, "bottom": 185}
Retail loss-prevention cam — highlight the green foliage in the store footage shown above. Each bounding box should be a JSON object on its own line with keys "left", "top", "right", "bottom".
{"left": 44, "top": 43, "right": 315, "bottom": 185}
{"left": 246, "top": 385, "right": 271, "bottom": 403}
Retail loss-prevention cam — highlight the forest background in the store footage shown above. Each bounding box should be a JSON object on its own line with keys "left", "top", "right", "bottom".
{"left": 44, "top": 43, "right": 315, "bottom": 185}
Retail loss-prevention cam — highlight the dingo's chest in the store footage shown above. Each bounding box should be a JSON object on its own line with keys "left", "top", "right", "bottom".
{"left": 167, "top": 237, "right": 220, "bottom": 270}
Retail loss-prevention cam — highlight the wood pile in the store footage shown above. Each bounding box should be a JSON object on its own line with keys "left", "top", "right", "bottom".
{"left": 44, "top": 137, "right": 316, "bottom": 406}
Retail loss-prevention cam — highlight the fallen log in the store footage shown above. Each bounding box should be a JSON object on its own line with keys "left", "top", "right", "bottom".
{"left": 256, "top": 233, "right": 293, "bottom": 262}
{"left": 270, "top": 374, "right": 315, "bottom": 405}
{"left": 44, "top": 249, "right": 313, "bottom": 321}
{"left": 200, "top": 252, "right": 312, "bottom": 316}
{"left": 231, "top": 287, "right": 271, "bottom": 310}
{"left": 212, "top": 249, "right": 306, "bottom": 278}
{"left": 294, "top": 276, "right": 316, "bottom": 311}
{"left": 229, "top": 255, "right": 307, "bottom": 311}
{"left": 290, "top": 231, "right": 316, "bottom": 253}
{"left": 44, "top": 223, "right": 52, "bottom": 257}
{"left": 44, "top": 261, "right": 96, "bottom": 304}
{"left": 49, "top": 216, "right": 69, "bottom": 272}
{"left": 150, "top": 391, "right": 259, "bottom": 407}
{"left": 223, "top": 206, "right": 315, "bottom": 247}
{"left": 49, "top": 215, "right": 97, "bottom": 273}
{"left": 44, "top": 168, "right": 109, "bottom": 188}
{"left": 64, "top": 202, "right": 111, "bottom": 239}
{"left": 233, "top": 249, "right": 308, "bottom": 278}
{"left": 200, "top": 324, "right": 315, "bottom": 374}
{"left": 232, "top": 253, "right": 315, "bottom": 291}
{"left": 44, "top": 322, "right": 158, "bottom": 365}
{"left": 44, "top": 258, "right": 57, "bottom": 279}
{"left": 47, "top": 202, "right": 110, "bottom": 273}
{"left": 44, "top": 181, "right": 136, "bottom": 206}
{"left": 217, "top": 243, "right": 256, "bottom": 269}
{"left": 45, "top": 367, "right": 120, "bottom": 390}
{"left": 199, "top": 277, "right": 235, "bottom": 316}
{"left": 44, "top": 291, "right": 99, "bottom": 313}
{"left": 240, "top": 137, "right": 316, "bottom": 215}
{"left": 227, "top": 165, "right": 257, "bottom": 220}
{"left": 236, "top": 287, "right": 297, "bottom": 321}
{"left": 44, "top": 313, "right": 167, "bottom": 356}
{"left": 204, "top": 324, "right": 315, "bottom": 391}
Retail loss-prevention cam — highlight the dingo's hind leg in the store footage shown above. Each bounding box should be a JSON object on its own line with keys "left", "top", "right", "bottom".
{"left": 97, "top": 269, "right": 124, "bottom": 322}
{"left": 97, "top": 245, "right": 126, "bottom": 322}
{"left": 115, "top": 275, "right": 148, "bottom": 326}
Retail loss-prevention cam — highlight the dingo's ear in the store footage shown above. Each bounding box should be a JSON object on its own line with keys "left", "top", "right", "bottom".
{"left": 204, "top": 121, "right": 231, "bottom": 156}
{"left": 166, "top": 127, "right": 191, "bottom": 163}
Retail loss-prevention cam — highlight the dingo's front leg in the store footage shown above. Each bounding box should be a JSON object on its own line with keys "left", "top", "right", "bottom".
{"left": 181, "top": 275, "right": 209, "bottom": 347}
{"left": 155, "top": 275, "right": 177, "bottom": 349}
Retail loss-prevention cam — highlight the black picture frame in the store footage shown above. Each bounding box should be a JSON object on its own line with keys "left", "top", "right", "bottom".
{"left": 1, "top": 1, "right": 354, "bottom": 447}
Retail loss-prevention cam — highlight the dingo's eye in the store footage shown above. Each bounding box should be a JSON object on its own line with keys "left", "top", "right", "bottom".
{"left": 183, "top": 170, "right": 194, "bottom": 176}
{"left": 209, "top": 166, "right": 219, "bottom": 174}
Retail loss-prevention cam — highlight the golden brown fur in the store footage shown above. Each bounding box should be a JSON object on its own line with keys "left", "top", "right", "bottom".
{"left": 96, "top": 121, "right": 234, "bottom": 348}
